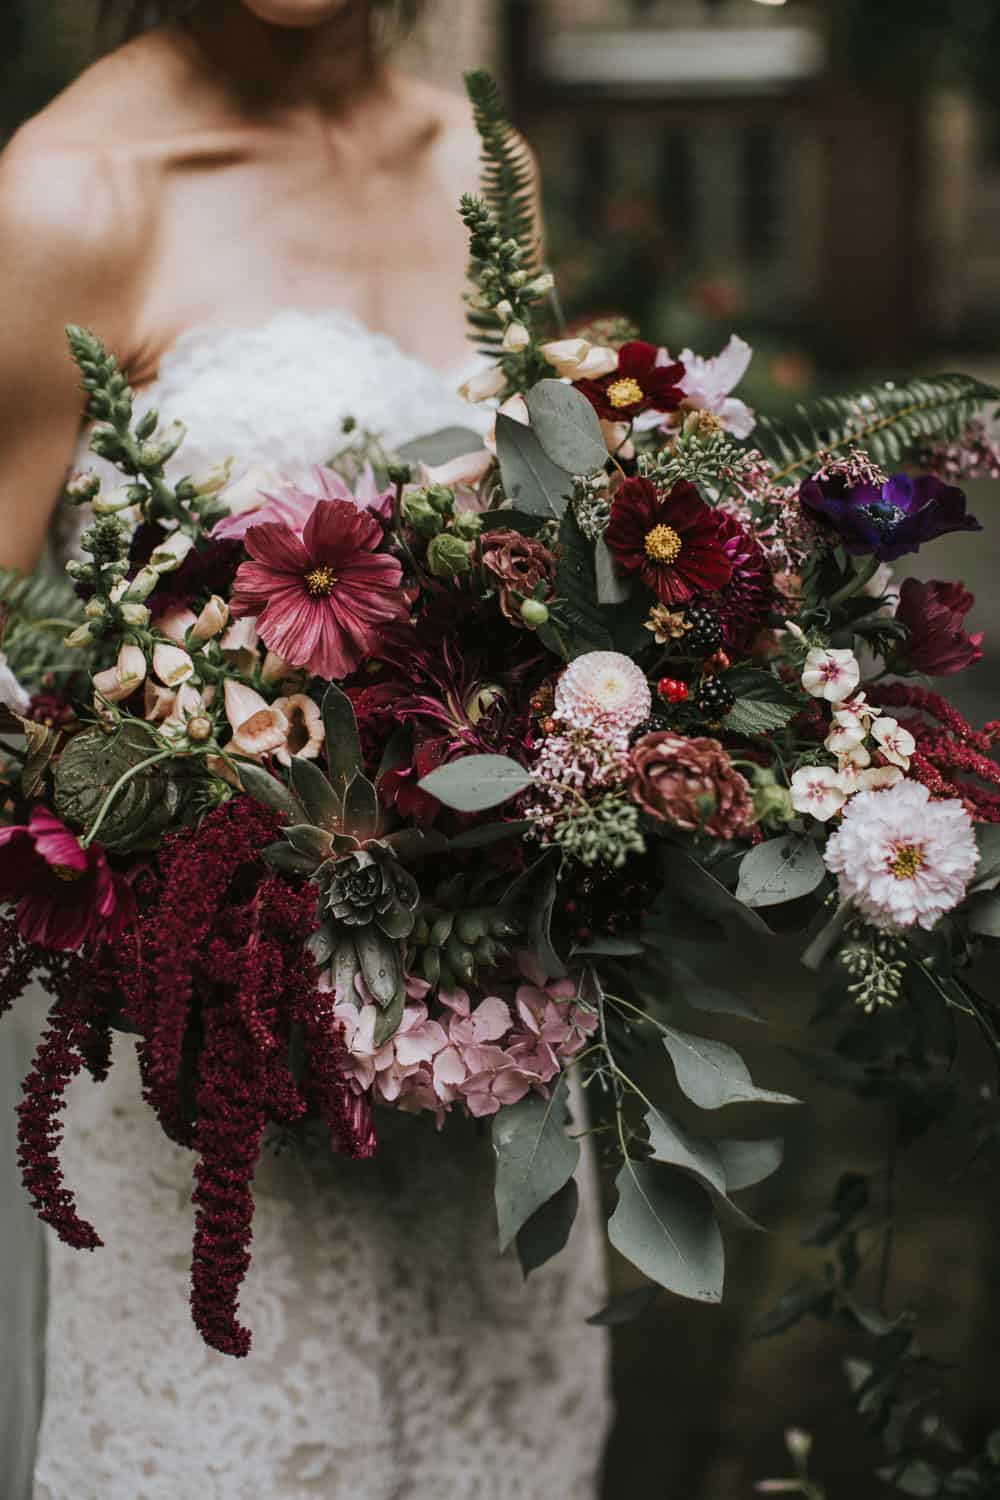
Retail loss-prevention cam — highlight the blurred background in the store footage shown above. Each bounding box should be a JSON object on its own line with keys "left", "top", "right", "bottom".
{"left": 2, "top": 2, "right": 999, "bottom": 1496}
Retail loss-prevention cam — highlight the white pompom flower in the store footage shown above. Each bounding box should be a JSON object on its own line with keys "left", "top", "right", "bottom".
{"left": 824, "top": 780, "right": 978, "bottom": 932}
{"left": 554, "top": 651, "right": 652, "bottom": 734}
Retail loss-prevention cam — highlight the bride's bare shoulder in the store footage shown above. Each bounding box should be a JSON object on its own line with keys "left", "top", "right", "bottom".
{"left": 0, "top": 34, "right": 188, "bottom": 336}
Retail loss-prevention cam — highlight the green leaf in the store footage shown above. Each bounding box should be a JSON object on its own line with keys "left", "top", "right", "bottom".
{"left": 659, "top": 846, "right": 772, "bottom": 938}
{"left": 965, "top": 893, "right": 1000, "bottom": 938}
{"left": 524, "top": 380, "right": 608, "bottom": 473}
{"left": 262, "top": 841, "right": 316, "bottom": 875}
{"left": 502, "top": 849, "right": 566, "bottom": 978}
{"left": 418, "top": 753, "right": 533, "bottom": 813}
{"left": 448, "top": 819, "right": 531, "bottom": 850}
{"left": 971, "top": 824, "right": 1000, "bottom": 892}
{"left": 496, "top": 414, "right": 575, "bottom": 519}
{"left": 289, "top": 757, "right": 341, "bottom": 833}
{"left": 282, "top": 824, "right": 334, "bottom": 863}
{"left": 18, "top": 717, "right": 58, "bottom": 799}
{"left": 608, "top": 1160, "right": 724, "bottom": 1303}
{"left": 594, "top": 535, "right": 630, "bottom": 605}
{"left": 649, "top": 951, "right": 762, "bottom": 1022}
{"left": 553, "top": 507, "right": 613, "bottom": 656}
{"left": 586, "top": 1284, "right": 662, "bottom": 1326}
{"left": 516, "top": 1177, "right": 579, "bottom": 1277}
{"left": 492, "top": 1074, "right": 580, "bottom": 1253}
{"left": 645, "top": 1106, "right": 727, "bottom": 1197}
{"left": 660, "top": 1024, "right": 800, "bottom": 1111}
{"left": 724, "top": 668, "right": 800, "bottom": 738}
{"left": 236, "top": 762, "right": 304, "bottom": 822}
{"left": 396, "top": 426, "right": 485, "bottom": 467}
{"left": 354, "top": 926, "right": 403, "bottom": 1009}
{"left": 715, "top": 1138, "right": 784, "bottom": 1191}
{"left": 53, "top": 722, "right": 180, "bottom": 854}
{"left": 736, "top": 835, "right": 826, "bottom": 909}
{"left": 322, "top": 683, "right": 362, "bottom": 805}
{"left": 372, "top": 987, "right": 407, "bottom": 1048}
{"left": 343, "top": 772, "right": 379, "bottom": 842}
{"left": 752, "top": 1275, "right": 830, "bottom": 1338}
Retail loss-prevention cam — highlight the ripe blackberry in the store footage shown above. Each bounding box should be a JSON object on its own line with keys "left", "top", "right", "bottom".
{"left": 682, "top": 604, "right": 724, "bottom": 657}
{"left": 630, "top": 713, "right": 670, "bottom": 744}
{"left": 695, "top": 675, "right": 735, "bottom": 718}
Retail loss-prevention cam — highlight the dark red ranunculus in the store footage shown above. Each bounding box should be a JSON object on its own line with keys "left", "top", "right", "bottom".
{"left": 894, "top": 577, "right": 983, "bottom": 676}
{"left": 575, "top": 340, "right": 685, "bottom": 421}
{"left": 0, "top": 808, "right": 129, "bottom": 951}
{"left": 605, "top": 477, "right": 733, "bottom": 606}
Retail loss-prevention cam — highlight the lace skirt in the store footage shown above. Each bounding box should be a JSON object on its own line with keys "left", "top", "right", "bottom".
{"left": 31, "top": 1039, "right": 611, "bottom": 1500}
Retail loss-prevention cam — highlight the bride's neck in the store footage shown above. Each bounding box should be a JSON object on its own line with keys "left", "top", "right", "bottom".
{"left": 181, "top": 0, "right": 379, "bottom": 114}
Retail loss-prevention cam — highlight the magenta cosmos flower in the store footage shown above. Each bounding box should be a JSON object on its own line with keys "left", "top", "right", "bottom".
{"left": 0, "top": 808, "right": 127, "bottom": 951}
{"left": 230, "top": 499, "right": 409, "bottom": 680}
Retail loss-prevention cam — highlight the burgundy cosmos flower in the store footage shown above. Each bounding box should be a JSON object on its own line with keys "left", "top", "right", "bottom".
{"left": 0, "top": 808, "right": 128, "bottom": 951}
{"left": 575, "top": 340, "right": 685, "bottom": 422}
{"left": 230, "top": 499, "right": 409, "bottom": 680}
{"left": 895, "top": 577, "right": 983, "bottom": 676}
{"left": 605, "top": 477, "right": 733, "bottom": 606}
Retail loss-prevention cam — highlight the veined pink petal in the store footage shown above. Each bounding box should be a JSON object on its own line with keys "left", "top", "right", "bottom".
{"left": 243, "top": 522, "right": 312, "bottom": 573}
{"left": 27, "top": 809, "right": 88, "bottom": 873}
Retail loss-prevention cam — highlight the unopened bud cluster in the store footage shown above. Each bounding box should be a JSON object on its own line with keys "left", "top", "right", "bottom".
{"left": 839, "top": 925, "right": 907, "bottom": 1013}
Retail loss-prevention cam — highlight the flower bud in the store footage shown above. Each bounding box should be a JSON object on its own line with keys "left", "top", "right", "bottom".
{"left": 189, "top": 595, "right": 230, "bottom": 644}
{"left": 84, "top": 598, "right": 107, "bottom": 621}
{"left": 92, "top": 484, "right": 138, "bottom": 517}
{"left": 186, "top": 715, "right": 214, "bottom": 744}
{"left": 66, "top": 470, "right": 101, "bottom": 503}
{"left": 386, "top": 462, "right": 413, "bottom": 487}
{"left": 465, "top": 683, "right": 506, "bottom": 724}
{"left": 190, "top": 459, "right": 234, "bottom": 496}
{"left": 426, "top": 532, "right": 473, "bottom": 580}
{"left": 401, "top": 490, "right": 444, "bottom": 538}
{"left": 127, "top": 566, "right": 163, "bottom": 601}
{"left": 65, "top": 560, "right": 95, "bottom": 583}
{"left": 458, "top": 364, "right": 508, "bottom": 404}
{"left": 451, "top": 509, "right": 483, "bottom": 541}
{"left": 64, "top": 623, "right": 95, "bottom": 648}
{"left": 502, "top": 321, "right": 531, "bottom": 354}
{"left": 148, "top": 530, "right": 195, "bottom": 574}
{"left": 120, "top": 601, "right": 151, "bottom": 627}
{"left": 152, "top": 642, "right": 195, "bottom": 688}
{"left": 520, "top": 598, "right": 550, "bottom": 628}
{"left": 138, "top": 419, "right": 186, "bottom": 467}
{"left": 525, "top": 271, "right": 555, "bottom": 298}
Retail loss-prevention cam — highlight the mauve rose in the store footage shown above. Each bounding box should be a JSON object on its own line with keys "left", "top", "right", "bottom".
{"left": 894, "top": 577, "right": 983, "bottom": 677}
{"left": 629, "top": 731, "right": 752, "bottom": 838}
{"left": 481, "top": 528, "right": 556, "bottom": 625}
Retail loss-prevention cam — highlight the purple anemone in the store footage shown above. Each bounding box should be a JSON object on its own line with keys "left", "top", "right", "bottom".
{"left": 799, "top": 471, "right": 981, "bottom": 562}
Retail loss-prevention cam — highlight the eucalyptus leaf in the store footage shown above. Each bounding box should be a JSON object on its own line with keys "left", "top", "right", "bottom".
{"left": 586, "top": 1284, "right": 662, "bottom": 1327}
{"left": 659, "top": 846, "right": 772, "bottom": 937}
{"left": 492, "top": 1074, "right": 579, "bottom": 1253}
{"left": 645, "top": 1106, "right": 727, "bottom": 1197}
{"left": 594, "top": 535, "right": 630, "bottom": 605}
{"left": 523, "top": 379, "right": 609, "bottom": 473}
{"left": 516, "top": 1177, "right": 579, "bottom": 1278}
{"left": 608, "top": 1160, "right": 724, "bottom": 1303}
{"left": 236, "top": 761, "right": 304, "bottom": 822}
{"left": 503, "top": 850, "right": 566, "bottom": 978}
{"left": 661, "top": 1024, "right": 800, "bottom": 1111}
{"left": 397, "top": 425, "right": 485, "bottom": 467}
{"left": 419, "top": 754, "right": 533, "bottom": 813}
{"left": 736, "top": 835, "right": 826, "bottom": 909}
{"left": 496, "top": 413, "right": 575, "bottom": 519}
{"left": 322, "top": 683, "right": 362, "bottom": 805}
{"left": 715, "top": 1138, "right": 784, "bottom": 1192}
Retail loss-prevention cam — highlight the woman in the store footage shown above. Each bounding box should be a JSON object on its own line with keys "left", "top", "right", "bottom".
{"left": 0, "top": 4, "right": 611, "bottom": 1496}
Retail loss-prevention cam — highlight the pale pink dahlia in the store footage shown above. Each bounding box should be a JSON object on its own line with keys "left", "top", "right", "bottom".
{"left": 229, "top": 499, "right": 409, "bottom": 680}
{"left": 554, "top": 651, "right": 651, "bottom": 733}
{"left": 823, "top": 780, "right": 978, "bottom": 932}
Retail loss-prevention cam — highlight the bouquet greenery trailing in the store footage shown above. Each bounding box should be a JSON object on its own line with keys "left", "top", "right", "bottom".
{"left": 2, "top": 78, "right": 1000, "bottom": 1428}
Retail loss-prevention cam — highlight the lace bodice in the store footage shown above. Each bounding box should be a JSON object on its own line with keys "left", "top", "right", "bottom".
{"left": 33, "top": 309, "right": 611, "bottom": 1500}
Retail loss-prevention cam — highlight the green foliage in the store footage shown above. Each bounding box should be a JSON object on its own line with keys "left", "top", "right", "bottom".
{"left": 0, "top": 565, "right": 84, "bottom": 689}
{"left": 492, "top": 1073, "right": 580, "bottom": 1253}
{"left": 736, "top": 834, "right": 827, "bottom": 910}
{"left": 417, "top": 753, "right": 533, "bottom": 813}
{"left": 757, "top": 374, "right": 999, "bottom": 483}
{"left": 53, "top": 721, "right": 186, "bottom": 853}
{"left": 464, "top": 70, "right": 539, "bottom": 274}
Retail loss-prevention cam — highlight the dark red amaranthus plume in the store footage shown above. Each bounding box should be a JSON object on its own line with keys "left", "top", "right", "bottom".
{"left": 877, "top": 682, "right": 1000, "bottom": 822}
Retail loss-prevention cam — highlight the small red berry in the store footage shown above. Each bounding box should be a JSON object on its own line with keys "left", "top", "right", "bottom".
{"left": 657, "top": 677, "right": 689, "bottom": 704}
{"left": 708, "top": 649, "right": 731, "bottom": 672}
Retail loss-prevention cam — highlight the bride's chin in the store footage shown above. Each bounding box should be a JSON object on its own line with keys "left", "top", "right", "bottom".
{"left": 239, "top": 0, "right": 363, "bottom": 26}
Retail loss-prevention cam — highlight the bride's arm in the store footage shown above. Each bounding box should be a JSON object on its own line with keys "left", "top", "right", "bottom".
{"left": 0, "top": 128, "right": 140, "bottom": 571}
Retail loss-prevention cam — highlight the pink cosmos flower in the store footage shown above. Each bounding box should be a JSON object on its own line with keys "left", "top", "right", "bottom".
{"left": 229, "top": 499, "right": 409, "bottom": 680}
{"left": 212, "top": 464, "right": 394, "bottom": 542}
{"left": 674, "top": 335, "right": 756, "bottom": 438}
{"left": 0, "top": 808, "right": 129, "bottom": 951}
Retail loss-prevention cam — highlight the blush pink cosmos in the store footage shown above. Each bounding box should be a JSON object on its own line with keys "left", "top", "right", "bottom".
{"left": 229, "top": 499, "right": 409, "bottom": 681}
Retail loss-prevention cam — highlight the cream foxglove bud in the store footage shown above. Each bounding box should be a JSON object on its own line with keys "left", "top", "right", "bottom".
{"left": 149, "top": 530, "right": 195, "bottom": 574}
{"left": 138, "top": 419, "right": 186, "bottom": 467}
{"left": 525, "top": 271, "right": 555, "bottom": 297}
{"left": 119, "top": 602, "right": 151, "bottom": 627}
{"left": 64, "top": 623, "right": 95, "bottom": 648}
{"left": 127, "top": 567, "right": 163, "bottom": 602}
{"left": 66, "top": 470, "right": 101, "bottom": 503}
{"left": 189, "top": 595, "right": 230, "bottom": 644}
{"left": 191, "top": 459, "right": 234, "bottom": 496}
{"left": 494, "top": 298, "right": 514, "bottom": 321}
{"left": 152, "top": 642, "right": 195, "bottom": 688}
{"left": 501, "top": 321, "right": 531, "bottom": 354}
{"left": 272, "top": 693, "right": 325, "bottom": 767}
{"left": 224, "top": 679, "right": 289, "bottom": 758}
{"left": 84, "top": 598, "right": 107, "bottom": 620}
{"left": 92, "top": 484, "right": 139, "bottom": 516}
{"left": 458, "top": 364, "right": 508, "bottom": 404}
{"left": 93, "top": 643, "right": 147, "bottom": 705}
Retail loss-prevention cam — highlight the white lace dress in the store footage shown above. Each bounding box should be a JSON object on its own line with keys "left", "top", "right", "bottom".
{"left": 31, "top": 311, "right": 611, "bottom": 1500}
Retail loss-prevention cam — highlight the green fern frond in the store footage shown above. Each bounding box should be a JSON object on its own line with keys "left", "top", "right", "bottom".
{"left": 0, "top": 566, "right": 85, "bottom": 689}
{"left": 464, "top": 70, "right": 539, "bottom": 270}
{"left": 757, "top": 374, "right": 999, "bottom": 482}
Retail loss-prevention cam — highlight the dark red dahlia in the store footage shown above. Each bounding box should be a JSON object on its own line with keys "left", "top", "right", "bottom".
{"left": 710, "top": 511, "right": 774, "bottom": 650}
{"left": 894, "top": 578, "right": 983, "bottom": 677}
{"left": 605, "top": 477, "right": 733, "bottom": 606}
{"left": 575, "top": 340, "right": 685, "bottom": 421}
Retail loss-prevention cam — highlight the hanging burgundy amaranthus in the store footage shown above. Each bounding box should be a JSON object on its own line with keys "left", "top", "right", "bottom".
{"left": 877, "top": 682, "right": 1000, "bottom": 822}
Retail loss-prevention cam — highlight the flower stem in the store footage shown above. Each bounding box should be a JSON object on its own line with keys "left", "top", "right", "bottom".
{"left": 81, "top": 747, "right": 175, "bottom": 849}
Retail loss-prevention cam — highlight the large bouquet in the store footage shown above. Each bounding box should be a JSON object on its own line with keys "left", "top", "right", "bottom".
{"left": 3, "top": 75, "right": 999, "bottom": 1363}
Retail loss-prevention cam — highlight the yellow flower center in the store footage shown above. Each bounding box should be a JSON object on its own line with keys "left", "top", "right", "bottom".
{"left": 644, "top": 525, "right": 683, "bottom": 565}
{"left": 889, "top": 843, "right": 925, "bottom": 881}
{"left": 52, "top": 864, "right": 84, "bottom": 883}
{"left": 304, "top": 566, "right": 337, "bottom": 597}
{"left": 606, "top": 376, "right": 644, "bottom": 409}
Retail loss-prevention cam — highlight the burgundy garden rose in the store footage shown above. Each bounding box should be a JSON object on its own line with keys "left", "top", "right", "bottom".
{"left": 0, "top": 808, "right": 129, "bottom": 951}
{"left": 480, "top": 528, "right": 557, "bottom": 624}
{"left": 894, "top": 577, "right": 983, "bottom": 677}
{"left": 605, "top": 477, "right": 733, "bottom": 606}
{"left": 629, "top": 731, "right": 753, "bottom": 838}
